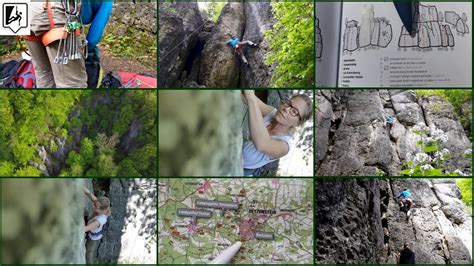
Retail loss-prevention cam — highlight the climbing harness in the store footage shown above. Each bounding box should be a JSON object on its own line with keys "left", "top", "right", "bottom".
{"left": 21, "top": 0, "right": 87, "bottom": 64}
{"left": 89, "top": 221, "right": 109, "bottom": 238}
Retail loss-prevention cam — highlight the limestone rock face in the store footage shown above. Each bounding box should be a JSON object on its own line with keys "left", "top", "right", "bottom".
{"left": 240, "top": 2, "right": 275, "bottom": 87}
{"left": 316, "top": 179, "right": 384, "bottom": 263}
{"left": 317, "top": 90, "right": 399, "bottom": 176}
{"left": 316, "top": 90, "right": 472, "bottom": 176}
{"left": 159, "top": 2, "right": 203, "bottom": 87}
{"left": 199, "top": 3, "right": 245, "bottom": 87}
{"left": 97, "top": 179, "right": 157, "bottom": 264}
{"left": 384, "top": 179, "right": 471, "bottom": 264}
{"left": 1, "top": 179, "right": 88, "bottom": 264}
{"left": 316, "top": 179, "right": 472, "bottom": 264}
{"left": 158, "top": 3, "right": 276, "bottom": 88}
{"left": 159, "top": 90, "right": 244, "bottom": 176}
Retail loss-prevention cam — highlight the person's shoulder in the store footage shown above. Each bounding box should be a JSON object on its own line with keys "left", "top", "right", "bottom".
{"left": 96, "top": 214, "right": 108, "bottom": 224}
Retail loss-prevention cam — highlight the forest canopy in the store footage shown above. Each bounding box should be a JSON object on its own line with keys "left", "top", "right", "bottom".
{"left": 0, "top": 91, "right": 157, "bottom": 177}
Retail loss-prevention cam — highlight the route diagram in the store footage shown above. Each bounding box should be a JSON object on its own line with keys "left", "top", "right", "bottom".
{"left": 343, "top": 5, "right": 393, "bottom": 52}
{"left": 398, "top": 4, "right": 470, "bottom": 49}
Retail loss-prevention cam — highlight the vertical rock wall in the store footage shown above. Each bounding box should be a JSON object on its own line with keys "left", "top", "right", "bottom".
{"left": 199, "top": 3, "right": 245, "bottom": 87}
{"left": 1, "top": 179, "right": 88, "bottom": 264}
{"left": 240, "top": 2, "right": 275, "bottom": 87}
{"left": 95, "top": 179, "right": 157, "bottom": 264}
{"left": 316, "top": 90, "right": 471, "bottom": 176}
{"left": 382, "top": 179, "right": 472, "bottom": 264}
{"left": 159, "top": 2, "right": 203, "bottom": 87}
{"left": 159, "top": 90, "right": 245, "bottom": 176}
{"left": 316, "top": 179, "right": 384, "bottom": 263}
{"left": 316, "top": 179, "right": 472, "bottom": 264}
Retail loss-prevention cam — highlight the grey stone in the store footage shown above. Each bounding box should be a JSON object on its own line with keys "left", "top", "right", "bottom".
{"left": 159, "top": 2, "right": 203, "bottom": 87}
{"left": 316, "top": 179, "right": 472, "bottom": 264}
{"left": 199, "top": 3, "right": 245, "bottom": 87}
{"left": 159, "top": 91, "right": 244, "bottom": 176}
{"left": 240, "top": 2, "right": 275, "bottom": 87}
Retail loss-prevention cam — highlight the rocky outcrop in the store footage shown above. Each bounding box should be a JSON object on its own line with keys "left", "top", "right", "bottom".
{"left": 199, "top": 3, "right": 245, "bottom": 87}
{"left": 240, "top": 2, "right": 275, "bottom": 87}
{"left": 2, "top": 179, "right": 89, "bottom": 264}
{"left": 316, "top": 179, "right": 384, "bottom": 263}
{"left": 316, "top": 179, "right": 472, "bottom": 264}
{"left": 159, "top": 2, "right": 203, "bottom": 87}
{"left": 111, "top": 2, "right": 157, "bottom": 34}
{"left": 95, "top": 179, "right": 157, "bottom": 264}
{"left": 316, "top": 90, "right": 472, "bottom": 176}
{"left": 383, "top": 179, "right": 471, "bottom": 264}
{"left": 159, "top": 90, "right": 244, "bottom": 176}
{"left": 159, "top": 3, "right": 276, "bottom": 88}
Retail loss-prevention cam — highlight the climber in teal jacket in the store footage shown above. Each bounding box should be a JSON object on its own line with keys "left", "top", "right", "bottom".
{"left": 81, "top": 0, "right": 113, "bottom": 88}
{"left": 397, "top": 189, "right": 411, "bottom": 200}
{"left": 226, "top": 35, "right": 258, "bottom": 65}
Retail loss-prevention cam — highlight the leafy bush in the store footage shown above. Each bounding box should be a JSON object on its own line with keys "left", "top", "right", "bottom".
{"left": 265, "top": 2, "right": 314, "bottom": 87}
{"left": 415, "top": 89, "right": 471, "bottom": 112}
{"left": 401, "top": 123, "right": 470, "bottom": 176}
{"left": 456, "top": 178, "right": 472, "bottom": 211}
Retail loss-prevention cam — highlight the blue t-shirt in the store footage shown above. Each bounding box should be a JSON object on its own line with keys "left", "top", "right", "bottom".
{"left": 399, "top": 190, "right": 411, "bottom": 199}
{"left": 386, "top": 116, "right": 394, "bottom": 123}
{"left": 226, "top": 37, "right": 240, "bottom": 48}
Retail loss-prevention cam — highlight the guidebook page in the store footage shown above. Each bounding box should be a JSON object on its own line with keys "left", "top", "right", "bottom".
{"left": 338, "top": 2, "right": 472, "bottom": 87}
{"left": 316, "top": 2, "right": 342, "bottom": 87}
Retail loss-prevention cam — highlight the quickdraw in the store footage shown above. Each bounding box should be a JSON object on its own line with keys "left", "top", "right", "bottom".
{"left": 54, "top": 0, "right": 88, "bottom": 64}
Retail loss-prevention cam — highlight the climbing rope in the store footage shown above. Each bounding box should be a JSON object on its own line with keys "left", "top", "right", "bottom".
{"left": 160, "top": 20, "right": 208, "bottom": 61}
{"left": 160, "top": 0, "right": 210, "bottom": 61}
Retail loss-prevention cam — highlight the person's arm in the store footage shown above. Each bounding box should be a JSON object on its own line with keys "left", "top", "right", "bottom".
{"left": 81, "top": 0, "right": 113, "bottom": 48}
{"left": 245, "top": 92, "right": 289, "bottom": 158}
{"left": 84, "top": 187, "right": 100, "bottom": 210}
{"left": 84, "top": 220, "right": 100, "bottom": 232}
{"left": 242, "top": 90, "right": 274, "bottom": 117}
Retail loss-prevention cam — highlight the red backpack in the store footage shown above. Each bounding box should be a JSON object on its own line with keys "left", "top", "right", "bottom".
{"left": 2, "top": 59, "right": 36, "bottom": 88}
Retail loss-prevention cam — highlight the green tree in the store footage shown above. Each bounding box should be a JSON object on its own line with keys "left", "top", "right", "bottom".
{"left": 265, "top": 2, "right": 314, "bottom": 87}
{"left": 203, "top": 2, "right": 226, "bottom": 22}
{"left": 95, "top": 153, "right": 118, "bottom": 176}
{"left": 80, "top": 138, "right": 95, "bottom": 163}
{"left": 13, "top": 166, "right": 41, "bottom": 176}
{"left": 0, "top": 161, "right": 15, "bottom": 176}
{"left": 95, "top": 133, "right": 120, "bottom": 156}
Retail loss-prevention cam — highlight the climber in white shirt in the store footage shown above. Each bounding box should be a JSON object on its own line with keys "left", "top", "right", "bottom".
{"left": 84, "top": 187, "right": 111, "bottom": 263}
{"left": 241, "top": 90, "right": 312, "bottom": 176}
